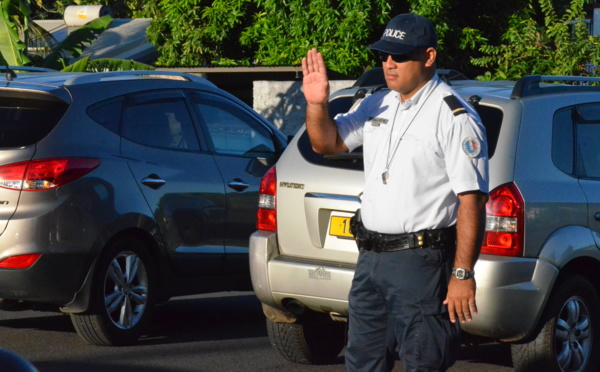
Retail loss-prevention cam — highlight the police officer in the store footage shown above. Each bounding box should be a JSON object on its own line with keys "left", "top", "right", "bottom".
{"left": 301, "top": 13, "right": 489, "bottom": 372}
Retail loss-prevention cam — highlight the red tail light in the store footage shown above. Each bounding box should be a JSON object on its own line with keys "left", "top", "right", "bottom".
{"left": 481, "top": 183, "right": 524, "bottom": 256}
{"left": 0, "top": 254, "right": 41, "bottom": 269}
{"left": 257, "top": 167, "right": 277, "bottom": 231}
{"left": 0, "top": 158, "right": 100, "bottom": 191}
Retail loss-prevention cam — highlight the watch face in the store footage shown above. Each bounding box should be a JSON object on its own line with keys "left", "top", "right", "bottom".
{"left": 453, "top": 268, "right": 471, "bottom": 279}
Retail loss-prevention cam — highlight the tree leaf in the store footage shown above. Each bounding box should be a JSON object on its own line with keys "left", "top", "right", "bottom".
{"left": 0, "top": 0, "right": 30, "bottom": 66}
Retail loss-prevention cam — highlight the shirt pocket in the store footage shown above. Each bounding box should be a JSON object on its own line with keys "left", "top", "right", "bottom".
{"left": 395, "top": 134, "right": 439, "bottom": 182}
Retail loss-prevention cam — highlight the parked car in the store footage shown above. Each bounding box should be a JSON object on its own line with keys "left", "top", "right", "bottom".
{"left": 250, "top": 70, "right": 600, "bottom": 371}
{"left": 0, "top": 69, "right": 287, "bottom": 345}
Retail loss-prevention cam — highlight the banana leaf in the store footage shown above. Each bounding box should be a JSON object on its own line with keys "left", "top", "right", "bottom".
{"left": 60, "top": 56, "right": 155, "bottom": 72}
{"left": 0, "top": 0, "right": 30, "bottom": 66}
{"left": 43, "top": 15, "right": 113, "bottom": 70}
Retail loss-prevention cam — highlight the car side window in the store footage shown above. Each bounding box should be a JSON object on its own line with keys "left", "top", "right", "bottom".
{"left": 553, "top": 104, "right": 600, "bottom": 179}
{"left": 87, "top": 98, "right": 122, "bottom": 134}
{"left": 121, "top": 91, "right": 200, "bottom": 151}
{"left": 575, "top": 103, "right": 600, "bottom": 179}
{"left": 552, "top": 107, "right": 575, "bottom": 176}
{"left": 190, "top": 92, "right": 276, "bottom": 157}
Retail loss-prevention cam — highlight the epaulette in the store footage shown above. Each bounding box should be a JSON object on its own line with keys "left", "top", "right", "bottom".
{"left": 443, "top": 95, "right": 467, "bottom": 116}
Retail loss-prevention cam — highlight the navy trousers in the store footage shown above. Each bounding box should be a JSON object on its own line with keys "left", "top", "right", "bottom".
{"left": 345, "top": 246, "right": 460, "bottom": 372}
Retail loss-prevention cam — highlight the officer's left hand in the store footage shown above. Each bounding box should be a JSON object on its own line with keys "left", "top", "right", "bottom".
{"left": 444, "top": 277, "right": 477, "bottom": 323}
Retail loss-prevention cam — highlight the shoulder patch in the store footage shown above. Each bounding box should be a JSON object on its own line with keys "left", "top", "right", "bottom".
{"left": 443, "top": 95, "right": 467, "bottom": 116}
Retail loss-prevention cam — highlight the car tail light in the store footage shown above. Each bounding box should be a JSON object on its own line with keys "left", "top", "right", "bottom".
{"left": 0, "top": 158, "right": 100, "bottom": 191}
{"left": 481, "top": 183, "right": 524, "bottom": 256}
{"left": 0, "top": 254, "right": 41, "bottom": 269}
{"left": 257, "top": 167, "right": 277, "bottom": 231}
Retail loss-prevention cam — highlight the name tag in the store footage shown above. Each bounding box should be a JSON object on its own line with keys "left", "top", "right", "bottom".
{"left": 369, "top": 117, "right": 388, "bottom": 126}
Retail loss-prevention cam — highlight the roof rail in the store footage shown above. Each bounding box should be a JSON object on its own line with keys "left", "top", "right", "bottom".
{"left": 63, "top": 70, "right": 210, "bottom": 86}
{"left": 0, "top": 66, "right": 58, "bottom": 73}
{"left": 511, "top": 75, "right": 600, "bottom": 99}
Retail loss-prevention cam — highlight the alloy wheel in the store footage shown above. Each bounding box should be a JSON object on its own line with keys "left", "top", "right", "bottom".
{"left": 554, "top": 295, "right": 592, "bottom": 372}
{"left": 104, "top": 251, "right": 149, "bottom": 330}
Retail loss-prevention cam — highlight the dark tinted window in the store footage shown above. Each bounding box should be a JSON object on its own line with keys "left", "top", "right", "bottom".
{"left": 552, "top": 103, "right": 600, "bottom": 179}
{"left": 575, "top": 103, "right": 600, "bottom": 179}
{"left": 0, "top": 93, "right": 68, "bottom": 147}
{"left": 298, "top": 130, "right": 363, "bottom": 170}
{"left": 329, "top": 96, "right": 354, "bottom": 119}
{"left": 552, "top": 108, "right": 575, "bottom": 175}
{"left": 191, "top": 92, "right": 276, "bottom": 157}
{"left": 121, "top": 91, "right": 200, "bottom": 151}
{"left": 87, "top": 99, "right": 122, "bottom": 134}
{"left": 475, "top": 105, "right": 502, "bottom": 159}
{"left": 299, "top": 102, "right": 501, "bottom": 170}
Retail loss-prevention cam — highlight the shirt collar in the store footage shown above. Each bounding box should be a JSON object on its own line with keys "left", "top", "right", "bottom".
{"left": 395, "top": 74, "right": 441, "bottom": 111}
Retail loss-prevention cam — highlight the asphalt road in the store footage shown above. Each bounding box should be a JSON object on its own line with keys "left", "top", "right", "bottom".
{"left": 0, "top": 292, "right": 514, "bottom": 371}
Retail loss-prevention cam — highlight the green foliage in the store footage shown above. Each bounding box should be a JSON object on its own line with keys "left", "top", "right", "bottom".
{"left": 239, "top": 0, "right": 390, "bottom": 76}
{"left": 145, "top": 0, "right": 253, "bottom": 67}
{"left": 61, "top": 56, "right": 154, "bottom": 71}
{"left": 0, "top": 0, "right": 31, "bottom": 65}
{"left": 470, "top": 0, "right": 600, "bottom": 80}
{"left": 17, "top": 0, "right": 600, "bottom": 80}
{"left": 145, "top": 0, "right": 390, "bottom": 76}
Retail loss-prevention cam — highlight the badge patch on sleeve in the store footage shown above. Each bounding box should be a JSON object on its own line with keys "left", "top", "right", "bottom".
{"left": 462, "top": 137, "right": 481, "bottom": 158}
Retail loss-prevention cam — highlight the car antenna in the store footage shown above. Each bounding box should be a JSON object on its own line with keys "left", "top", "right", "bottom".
{"left": 4, "top": 65, "right": 16, "bottom": 82}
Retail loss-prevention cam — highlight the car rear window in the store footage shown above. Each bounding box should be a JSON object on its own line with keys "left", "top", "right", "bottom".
{"left": 0, "top": 92, "right": 68, "bottom": 148}
{"left": 298, "top": 103, "right": 502, "bottom": 170}
{"left": 475, "top": 104, "right": 502, "bottom": 158}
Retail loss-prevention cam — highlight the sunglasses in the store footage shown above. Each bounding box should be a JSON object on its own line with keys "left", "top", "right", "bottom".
{"left": 378, "top": 50, "right": 419, "bottom": 63}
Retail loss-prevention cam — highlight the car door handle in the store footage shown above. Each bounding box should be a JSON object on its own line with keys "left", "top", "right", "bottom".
{"left": 227, "top": 179, "right": 249, "bottom": 192}
{"left": 141, "top": 174, "right": 166, "bottom": 189}
{"left": 595, "top": 212, "right": 600, "bottom": 221}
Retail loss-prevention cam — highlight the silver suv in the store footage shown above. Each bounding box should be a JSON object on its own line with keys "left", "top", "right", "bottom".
{"left": 0, "top": 69, "right": 287, "bottom": 346}
{"left": 250, "top": 71, "right": 600, "bottom": 371}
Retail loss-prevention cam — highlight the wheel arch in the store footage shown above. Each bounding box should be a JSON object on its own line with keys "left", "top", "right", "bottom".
{"left": 538, "top": 225, "right": 600, "bottom": 267}
{"left": 510, "top": 272, "right": 600, "bottom": 371}
{"left": 493, "top": 226, "right": 600, "bottom": 343}
{"left": 514, "top": 256, "right": 600, "bottom": 344}
{"left": 60, "top": 214, "right": 171, "bottom": 314}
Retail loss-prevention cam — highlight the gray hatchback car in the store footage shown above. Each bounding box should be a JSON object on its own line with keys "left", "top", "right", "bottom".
{"left": 250, "top": 71, "right": 600, "bottom": 371}
{"left": 0, "top": 68, "right": 287, "bottom": 345}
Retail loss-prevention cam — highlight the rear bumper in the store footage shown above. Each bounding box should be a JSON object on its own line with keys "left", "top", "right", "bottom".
{"left": 0, "top": 252, "right": 91, "bottom": 305}
{"left": 250, "top": 230, "right": 354, "bottom": 316}
{"left": 251, "top": 231, "right": 558, "bottom": 341}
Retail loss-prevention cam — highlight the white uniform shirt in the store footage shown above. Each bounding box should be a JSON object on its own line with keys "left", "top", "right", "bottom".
{"left": 336, "top": 75, "right": 489, "bottom": 234}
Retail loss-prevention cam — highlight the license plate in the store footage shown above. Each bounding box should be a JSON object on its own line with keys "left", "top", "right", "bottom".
{"left": 329, "top": 216, "right": 354, "bottom": 238}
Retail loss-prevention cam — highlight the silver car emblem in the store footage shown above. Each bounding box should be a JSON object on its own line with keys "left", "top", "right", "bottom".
{"left": 309, "top": 267, "right": 331, "bottom": 280}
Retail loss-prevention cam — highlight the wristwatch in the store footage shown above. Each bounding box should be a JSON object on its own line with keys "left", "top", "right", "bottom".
{"left": 452, "top": 268, "right": 475, "bottom": 280}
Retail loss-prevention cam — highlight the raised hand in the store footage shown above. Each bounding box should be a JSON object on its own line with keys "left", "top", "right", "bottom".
{"left": 302, "top": 48, "right": 330, "bottom": 105}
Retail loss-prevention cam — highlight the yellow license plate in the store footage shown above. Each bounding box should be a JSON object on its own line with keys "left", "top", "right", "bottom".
{"left": 329, "top": 216, "right": 354, "bottom": 238}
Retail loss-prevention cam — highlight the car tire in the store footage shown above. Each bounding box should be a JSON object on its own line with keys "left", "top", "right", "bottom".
{"left": 266, "top": 312, "right": 345, "bottom": 364}
{"left": 511, "top": 274, "right": 600, "bottom": 372}
{"left": 70, "top": 236, "right": 156, "bottom": 346}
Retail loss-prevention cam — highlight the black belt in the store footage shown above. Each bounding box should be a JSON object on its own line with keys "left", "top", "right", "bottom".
{"left": 349, "top": 209, "right": 457, "bottom": 253}
{"left": 362, "top": 226, "right": 456, "bottom": 252}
